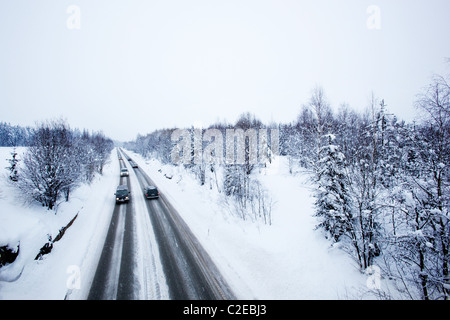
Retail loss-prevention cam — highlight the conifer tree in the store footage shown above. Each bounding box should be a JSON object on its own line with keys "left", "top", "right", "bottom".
{"left": 314, "top": 134, "right": 351, "bottom": 242}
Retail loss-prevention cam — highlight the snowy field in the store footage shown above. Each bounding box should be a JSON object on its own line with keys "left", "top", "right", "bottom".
{"left": 0, "top": 147, "right": 378, "bottom": 299}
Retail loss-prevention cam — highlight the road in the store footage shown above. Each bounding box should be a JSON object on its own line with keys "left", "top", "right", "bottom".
{"left": 87, "top": 149, "right": 235, "bottom": 300}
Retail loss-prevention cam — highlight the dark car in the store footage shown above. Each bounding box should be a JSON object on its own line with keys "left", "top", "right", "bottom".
{"left": 144, "top": 186, "right": 159, "bottom": 199}
{"left": 115, "top": 185, "right": 130, "bottom": 203}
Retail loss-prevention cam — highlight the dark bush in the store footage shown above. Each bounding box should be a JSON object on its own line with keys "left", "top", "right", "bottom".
{"left": 0, "top": 243, "right": 20, "bottom": 268}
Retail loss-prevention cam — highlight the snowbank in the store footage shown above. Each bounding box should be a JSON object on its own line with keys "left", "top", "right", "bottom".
{"left": 0, "top": 147, "right": 118, "bottom": 299}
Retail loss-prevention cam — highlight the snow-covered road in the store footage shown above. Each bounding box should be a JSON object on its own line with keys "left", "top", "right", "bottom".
{"left": 86, "top": 150, "right": 235, "bottom": 300}
{"left": 87, "top": 155, "right": 168, "bottom": 299}
{"left": 123, "top": 150, "right": 235, "bottom": 299}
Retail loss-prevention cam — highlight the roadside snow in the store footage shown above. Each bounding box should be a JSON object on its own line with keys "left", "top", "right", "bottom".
{"left": 0, "top": 147, "right": 118, "bottom": 299}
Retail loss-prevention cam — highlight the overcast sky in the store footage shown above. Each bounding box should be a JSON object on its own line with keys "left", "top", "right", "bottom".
{"left": 1, "top": 0, "right": 449, "bottom": 141}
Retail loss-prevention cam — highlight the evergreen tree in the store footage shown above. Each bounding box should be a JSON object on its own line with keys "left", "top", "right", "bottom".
{"left": 314, "top": 134, "right": 351, "bottom": 242}
{"left": 6, "top": 147, "right": 19, "bottom": 182}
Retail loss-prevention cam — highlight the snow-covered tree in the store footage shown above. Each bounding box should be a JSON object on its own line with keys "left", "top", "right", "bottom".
{"left": 383, "top": 74, "right": 450, "bottom": 299}
{"left": 341, "top": 98, "right": 394, "bottom": 270}
{"left": 314, "top": 134, "right": 352, "bottom": 242}
{"left": 19, "top": 120, "right": 75, "bottom": 210}
{"left": 6, "top": 147, "right": 19, "bottom": 182}
{"left": 18, "top": 120, "right": 114, "bottom": 211}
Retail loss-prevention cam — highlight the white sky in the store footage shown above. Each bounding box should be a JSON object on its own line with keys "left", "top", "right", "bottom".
{"left": 0, "top": 0, "right": 449, "bottom": 141}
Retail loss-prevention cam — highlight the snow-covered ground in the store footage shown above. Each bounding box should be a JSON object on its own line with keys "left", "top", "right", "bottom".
{"left": 0, "top": 147, "right": 118, "bottom": 299}
{"left": 0, "top": 147, "right": 378, "bottom": 299}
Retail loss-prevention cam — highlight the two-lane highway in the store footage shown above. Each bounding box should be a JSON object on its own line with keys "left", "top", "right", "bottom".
{"left": 88, "top": 156, "right": 139, "bottom": 300}
{"left": 87, "top": 149, "right": 235, "bottom": 300}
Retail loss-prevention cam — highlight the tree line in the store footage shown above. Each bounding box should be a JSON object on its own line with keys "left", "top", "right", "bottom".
{"left": 125, "top": 112, "right": 277, "bottom": 225}
{"left": 0, "top": 122, "right": 33, "bottom": 147}
{"left": 4, "top": 119, "right": 114, "bottom": 210}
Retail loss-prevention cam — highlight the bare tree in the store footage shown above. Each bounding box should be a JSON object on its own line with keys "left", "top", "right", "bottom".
{"left": 307, "top": 86, "right": 334, "bottom": 165}
{"left": 18, "top": 120, "right": 114, "bottom": 211}
{"left": 411, "top": 74, "right": 450, "bottom": 299}
{"left": 19, "top": 120, "right": 75, "bottom": 210}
